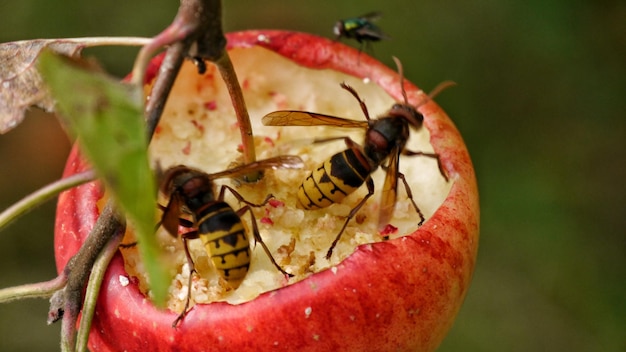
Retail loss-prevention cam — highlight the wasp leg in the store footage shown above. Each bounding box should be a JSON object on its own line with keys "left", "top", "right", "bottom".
{"left": 312, "top": 136, "right": 360, "bottom": 151}
{"left": 122, "top": 203, "right": 192, "bottom": 249}
{"left": 123, "top": 209, "right": 195, "bottom": 249}
{"left": 339, "top": 83, "right": 371, "bottom": 121}
{"left": 218, "top": 185, "right": 273, "bottom": 208}
{"left": 235, "top": 204, "right": 294, "bottom": 279}
{"left": 396, "top": 171, "right": 425, "bottom": 226}
{"left": 326, "top": 176, "right": 375, "bottom": 260}
{"left": 155, "top": 217, "right": 194, "bottom": 233}
{"left": 402, "top": 149, "right": 449, "bottom": 182}
{"left": 220, "top": 186, "right": 293, "bottom": 279}
{"left": 172, "top": 229, "right": 200, "bottom": 328}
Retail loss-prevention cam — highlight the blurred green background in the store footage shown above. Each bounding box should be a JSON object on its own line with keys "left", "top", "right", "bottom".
{"left": 1, "top": 0, "right": 624, "bottom": 351}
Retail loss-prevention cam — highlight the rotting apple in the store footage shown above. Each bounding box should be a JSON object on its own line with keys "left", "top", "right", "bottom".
{"left": 54, "top": 30, "right": 479, "bottom": 352}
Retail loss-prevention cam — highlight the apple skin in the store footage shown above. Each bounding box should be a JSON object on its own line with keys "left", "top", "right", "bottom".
{"left": 54, "top": 30, "right": 479, "bottom": 352}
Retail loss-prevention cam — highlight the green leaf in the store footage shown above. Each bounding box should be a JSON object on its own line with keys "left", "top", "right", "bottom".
{"left": 37, "top": 50, "right": 169, "bottom": 307}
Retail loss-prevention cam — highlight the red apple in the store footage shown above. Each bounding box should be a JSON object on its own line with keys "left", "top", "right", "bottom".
{"left": 55, "top": 30, "right": 479, "bottom": 352}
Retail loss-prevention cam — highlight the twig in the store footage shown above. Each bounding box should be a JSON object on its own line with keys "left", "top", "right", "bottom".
{"left": 144, "top": 41, "right": 187, "bottom": 138}
{"left": 55, "top": 37, "right": 151, "bottom": 48}
{"left": 191, "top": 0, "right": 260, "bottom": 179}
{"left": 76, "top": 220, "right": 126, "bottom": 352}
{"left": 7, "top": 37, "right": 151, "bottom": 50}
{"left": 0, "top": 170, "right": 96, "bottom": 232}
{"left": 214, "top": 53, "right": 260, "bottom": 181}
{"left": 57, "top": 201, "right": 125, "bottom": 351}
{"left": 0, "top": 274, "right": 67, "bottom": 303}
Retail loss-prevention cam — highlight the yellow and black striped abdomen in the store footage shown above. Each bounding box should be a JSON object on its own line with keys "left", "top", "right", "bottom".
{"left": 297, "top": 148, "right": 372, "bottom": 209}
{"left": 196, "top": 202, "right": 250, "bottom": 285}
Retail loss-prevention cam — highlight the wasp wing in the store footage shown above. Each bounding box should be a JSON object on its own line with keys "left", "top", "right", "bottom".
{"left": 262, "top": 111, "right": 368, "bottom": 128}
{"left": 161, "top": 193, "right": 184, "bottom": 237}
{"left": 378, "top": 147, "right": 400, "bottom": 230}
{"left": 208, "top": 155, "right": 304, "bottom": 181}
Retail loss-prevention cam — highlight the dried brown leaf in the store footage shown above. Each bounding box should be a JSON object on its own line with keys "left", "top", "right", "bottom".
{"left": 0, "top": 39, "right": 85, "bottom": 134}
{"left": 0, "top": 39, "right": 86, "bottom": 134}
{"left": 0, "top": 37, "right": 151, "bottom": 134}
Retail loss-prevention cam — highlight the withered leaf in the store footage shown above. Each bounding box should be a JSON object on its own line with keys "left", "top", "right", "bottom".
{"left": 0, "top": 39, "right": 87, "bottom": 134}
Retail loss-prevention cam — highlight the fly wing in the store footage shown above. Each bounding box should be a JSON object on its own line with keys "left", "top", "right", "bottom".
{"left": 354, "top": 12, "right": 390, "bottom": 40}
{"left": 357, "top": 11, "right": 383, "bottom": 22}
{"left": 262, "top": 111, "right": 368, "bottom": 128}
{"left": 378, "top": 147, "right": 400, "bottom": 230}
{"left": 354, "top": 25, "right": 390, "bottom": 41}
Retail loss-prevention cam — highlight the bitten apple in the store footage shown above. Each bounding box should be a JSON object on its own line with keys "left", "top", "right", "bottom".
{"left": 55, "top": 30, "right": 479, "bottom": 352}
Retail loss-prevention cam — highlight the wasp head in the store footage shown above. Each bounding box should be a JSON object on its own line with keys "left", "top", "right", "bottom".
{"left": 364, "top": 115, "right": 411, "bottom": 165}
{"left": 160, "top": 166, "right": 215, "bottom": 211}
{"left": 388, "top": 103, "right": 424, "bottom": 130}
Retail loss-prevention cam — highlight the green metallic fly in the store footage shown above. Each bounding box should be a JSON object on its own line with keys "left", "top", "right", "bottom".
{"left": 333, "top": 12, "right": 390, "bottom": 52}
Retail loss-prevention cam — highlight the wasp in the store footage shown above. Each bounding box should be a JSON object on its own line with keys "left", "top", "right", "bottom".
{"left": 159, "top": 155, "right": 303, "bottom": 326}
{"left": 333, "top": 11, "right": 390, "bottom": 53}
{"left": 262, "top": 58, "right": 452, "bottom": 260}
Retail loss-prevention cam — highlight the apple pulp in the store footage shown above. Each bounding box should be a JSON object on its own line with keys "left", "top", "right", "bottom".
{"left": 54, "top": 30, "right": 479, "bottom": 352}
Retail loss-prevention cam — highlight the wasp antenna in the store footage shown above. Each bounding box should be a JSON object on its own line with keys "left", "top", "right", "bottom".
{"left": 340, "top": 82, "right": 371, "bottom": 121}
{"left": 392, "top": 56, "right": 409, "bottom": 104}
{"left": 412, "top": 80, "right": 457, "bottom": 110}
{"left": 428, "top": 80, "right": 457, "bottom": 99}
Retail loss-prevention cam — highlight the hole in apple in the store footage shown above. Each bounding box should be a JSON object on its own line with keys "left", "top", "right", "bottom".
{"left": 119, "top": 46, "right": 452, "bottom": 313}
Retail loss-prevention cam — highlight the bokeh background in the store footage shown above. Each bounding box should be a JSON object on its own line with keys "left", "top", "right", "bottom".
{"left": 1, "top": 0, "right": 624, "bottom": 351}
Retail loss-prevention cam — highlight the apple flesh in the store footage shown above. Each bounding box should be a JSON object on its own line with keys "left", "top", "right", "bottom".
{"left": 54, "top": 30, "right": 479, "bottom": 352}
